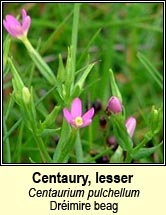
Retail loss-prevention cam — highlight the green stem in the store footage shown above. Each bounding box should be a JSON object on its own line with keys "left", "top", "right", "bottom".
{"left": 53, "top": 119, "right": 70, "bottom": 161}
{"left": 4, "top": 95, "right": 14, "bottom": 122}
{"left": 55, "top": 128, "right": 77, "bottom": 163}
{"left": 71, "top": 3, "right": 80, "bottom": 76}
{"left": 3, "top": 118, "right": 11, "bottom": 163}
{"left": 125, "top": 133, "right": 152, "bottom": 163}
{"left": 3, "top": 118, "right": 22, "bottom": 143}
{"left": 75, "top": 130, "right": 84, "bottom": 163}
{"left": 23, "top": 103, "right": 52, "bottom": 163}
{"left": 133, "top": 132, "right": 152, "bottom": 152}
{"left": 14, "top": 122, "right": 24, "bottom": 163}
{"left": 125, "top": 153, "right": 132, "bottom": 163}
{"left": 21, "top": 37, "right": 57, "bottom": 86}
{"left": 88, "top": 124, "right": 93, "bottom": 150}
{"left": 32, "top": 129, "right": 52, "bottom": 163}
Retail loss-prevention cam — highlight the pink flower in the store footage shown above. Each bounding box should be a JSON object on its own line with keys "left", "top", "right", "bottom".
{"left": 106, "top": 96, "right": 122, "bottom": 114}
{"left": 63, "top": 98, "right": 94, "bottom": 128}
{"left": 3, "top": 9, "right": 31, "bottom": 38}
{"left": 125, "top": 116, "right": 136, "bottom": 137}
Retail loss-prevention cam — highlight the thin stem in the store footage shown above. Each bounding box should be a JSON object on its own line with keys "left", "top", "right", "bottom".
{"left": 14, "top": 122, "right": 24, "bottom": 163}
{"left": 23, "top": 103, "right": 52, "bottom": 163}
{"left": 71, "top": 3, "right": 80, "bottom": 73}
{"left": 53, "top": 119, "right": 71, "bottom": 162}
{"left": 125, "top": 153, "right": 132, "bottom": 163}
{"left": 4, "top": 96, "right": 14, "bottom": 122}
{"left": 21, "top": 37, "right": 57, "bottom": 86}
{"left": 75, "top": 130, "right": 84, "bottom": 163}
{"left": 88, "top": 124, "right": 93, "bottom": 150}
{"left": 54, "top": 128, "right": 77, "bottom": 163}
{"left": 133, "top": 132, "right": 152, "bottom": 152}
{"left": 3, "top": 118, "right": 11, "bottom": 163}
{"left": 33, "top": 129, "right": 52, "bottom": 163}
{"left": 3, "top": 118, "right": 22, "bottom": 143}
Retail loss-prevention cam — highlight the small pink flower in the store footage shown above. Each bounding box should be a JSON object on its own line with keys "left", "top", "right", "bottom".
{"left": 63, "top": 98, "right": 94, "bottom": 128}
{"left": 125, "top": 116, "right": 136, "bottom": 137}
{"left": 3, "top": 9, "right": 31, "bottom": 38}
{"left": 106, "top": 96, "right": 122, "bottom": 114}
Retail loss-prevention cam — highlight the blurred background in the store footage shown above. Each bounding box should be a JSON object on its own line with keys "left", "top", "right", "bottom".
{"left": 3, "top": 3, "right": 163, "bottom": 163}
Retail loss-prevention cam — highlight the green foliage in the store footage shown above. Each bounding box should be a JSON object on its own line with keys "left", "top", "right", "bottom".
{"left": 3, "top": 3, "right": 163, "bottom": 163}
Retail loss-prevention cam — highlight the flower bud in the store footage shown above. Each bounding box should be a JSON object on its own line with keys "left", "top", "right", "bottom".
{"left": 22, "top": 86, "right": 31, "bottom": 104}
{"left": 96, "top": 155, "right": 109, "bottom": 164}
{"left": 149, "top": 106, "right": 162, "bottom": 134}
{"left": 3, "top": 9, "right": 31, "bottom": 39}
{"left": 125, "top": 116, "right": 136, "bottom": 137}
{"left": 99, "top": 116, "right": 107, "bottom": 129}
{"left": 106, "top": 136, "right": 118, "bottom": 150}
{"left": 92, "top": 99, "right": 102, "bottom": 114}
{"left": 106, "top": 96, "right": 122, "bottom": 114}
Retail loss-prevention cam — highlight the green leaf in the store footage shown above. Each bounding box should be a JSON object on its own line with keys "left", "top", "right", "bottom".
{"left": 110, "top": 146, "right": 124, "bottom": 163}
{"left": 112, "top": 115, "right": 133, "bottom": 152}
{"left": 71, "top": 85, "right": 81, "bottom": 99}
{"left": 65, "top": 47, "right": 73, "bottom": 90}
{"left": 137, "top": 52, "right": 163, "bottom": 89}
{"left": 22, "top": 37, "right": 57, "bottom": 86}
{"left": 3, "top": 35, "right": 11, "bottom": 70}
{"left": 57, "top": 54, "right": 66, "bottom": 83}
{"left": 8, "top": 58, "right": 25, "bottom": 105}
{"left": 54, "top": 129, "right": 77, "bottom": 163}
{"left": 42, "top": 106, "right": 60, "bottom": 128}
{"left": 53, "top": 120, "right": 71, "bottom": 162}
{"left": 131, "top": 142, "right": 163, "bottom": 160}
{"left": 40, "top": 128, "right": 60, "bottom": 137}
{"left": 148, "top": 105, "right": 163, "bottom": 135}
{"left": 75, "top": 62, "right": 95, "bottom": 89}
{"left": 109, "top": 69, "right": 122, "bottom": 101}
{"left": 8, "top": 58, "right": 24, "bottom": 88}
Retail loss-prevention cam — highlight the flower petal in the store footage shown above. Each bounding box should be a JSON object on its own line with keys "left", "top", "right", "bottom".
{"left": 3, "top": 20, "right": 20, "bottom": 37}
{"left": 6, "top": 15, "right": 20, "bottom": 26}
{"left": 107, "top": 96, "right": 122, "bottom": 114}
{"left": 63, "top": 108, "right": 73, "bottom": 124}
{"left": 125, "top": 116, "right": 136, "bottom": 137}
{"left": 3, "top": 20, "right": 10, "bottom": 34}
{"left": 21, "top": 9, "right": 27, "bottom": 20}
{"left": 22, "top": 16, "right": 31, "bottom": 35}
{"left": 3, "top": 9, "right": 31, "bottom": 38}
{"left": 10, "top": 25, "right": 23, "bottom": 37}
{"left": 22, "top": 9, "right": 31, "bottom": 35}
{"left": 82, "top": 107, "right": 94, "bottom": 122}
{"left": 71, "top": 97, "right": 82, "bottom": 118}
{"left": 80, "top": 119, "right": 92, "bottom": 128}
{"left": 3, "top": 15, "right": 22, "bottom": 37}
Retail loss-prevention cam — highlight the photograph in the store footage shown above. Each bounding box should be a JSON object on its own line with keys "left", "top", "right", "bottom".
{"left": 2, "top": 2, "right": 164, "bottom": 164}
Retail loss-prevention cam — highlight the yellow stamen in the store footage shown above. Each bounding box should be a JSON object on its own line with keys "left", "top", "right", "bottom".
{"left": 74, "top": 116, "right": 83, "bottom": 127}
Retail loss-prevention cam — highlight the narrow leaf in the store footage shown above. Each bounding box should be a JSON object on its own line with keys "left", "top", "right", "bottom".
{"left": 137, "top": 52, "right": 163, "bottom": 89}
{"left": 131, "top": 142, "right": 163, "bottom": 160}
{"left": 75, "top": 62, "right": 95, "bottom": 89}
